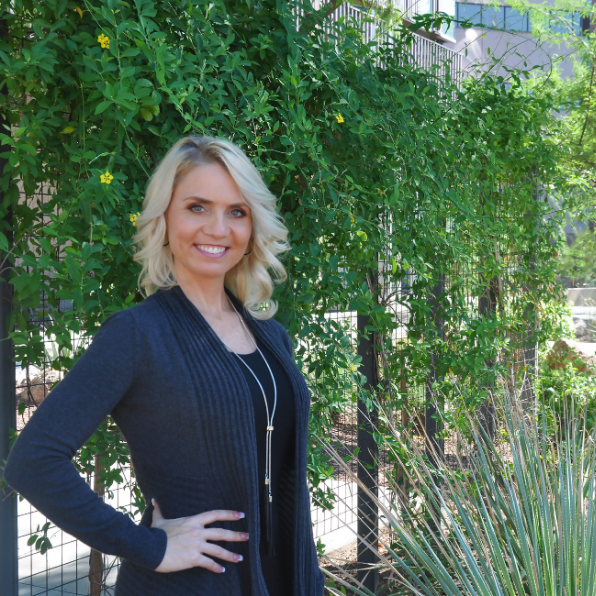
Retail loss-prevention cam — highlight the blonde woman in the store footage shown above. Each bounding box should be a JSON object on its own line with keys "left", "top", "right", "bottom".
{"left": 4, "top": 136, "right": 325, "bottom": 596}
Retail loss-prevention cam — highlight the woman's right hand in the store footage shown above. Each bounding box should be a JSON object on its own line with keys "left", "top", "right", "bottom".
{"left": 151, "top": 499, "right": 249, "bottom": 573}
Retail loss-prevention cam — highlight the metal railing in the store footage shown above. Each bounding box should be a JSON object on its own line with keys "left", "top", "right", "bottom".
{"left": 302, "top": 0, "right": 464, "bottom": 86}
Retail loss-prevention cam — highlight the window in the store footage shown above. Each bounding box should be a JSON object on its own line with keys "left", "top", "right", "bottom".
{"left": 455, "top": 3, "right": 531, "bottom": 33}
{"left": 438, "top": 0, "right": 456, "bottom": 37}
{"left": 455, "top": 3, "right": 587, "bottom": 34}
{"left": 483, "top": 5, "right": 505, "bottom": 27}
{"left": 456, "top": 2, "right": 482, "bottom": 26}
{"left": 504, "top": 7, "right": 530, "bottom": 32}
{"left": 549, "top": 11, "right": 583, "bottom": 35}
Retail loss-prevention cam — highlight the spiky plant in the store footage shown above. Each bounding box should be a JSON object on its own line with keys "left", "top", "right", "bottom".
{"left": 320, "top": 389, "right": 596, "bottom": 596}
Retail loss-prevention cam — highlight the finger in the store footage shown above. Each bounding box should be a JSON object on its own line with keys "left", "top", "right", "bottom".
{"left": 193, "top": 553, "right": 226, "bottom": 574}
{"left": 195, "top": 509, "right": 245, "bottom": 526}
{"left": 151, "top": 499, "right": 163, "bottom": 522}
{"left": 202, "top": 528, "right": 250, "bottom": 542}
{"left": 201, "top": 543, "right": 244, "bottom": 563}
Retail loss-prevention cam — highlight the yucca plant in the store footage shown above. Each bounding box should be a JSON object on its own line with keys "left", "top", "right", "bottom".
{"left": 321, "top": 388, "right": 596, "bottom": 596}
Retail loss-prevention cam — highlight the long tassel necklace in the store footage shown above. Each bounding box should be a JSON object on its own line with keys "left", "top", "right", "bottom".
{"left": 221, "top": 295, "right": 277, "bottom": 556}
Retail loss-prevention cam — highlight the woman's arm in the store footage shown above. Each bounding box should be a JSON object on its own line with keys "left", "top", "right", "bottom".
{"left": 3, "top": 309, "right": 167, "bottom": 571}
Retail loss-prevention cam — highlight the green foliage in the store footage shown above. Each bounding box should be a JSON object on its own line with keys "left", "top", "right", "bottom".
{"left": 557, "top": 229, "right": 596, "bottom": 287}
{"left": 506, "top": 0, "right": 596, "bottom": 230}
{"left": 538, "top": 340, "right": 596, "bottom": 438}
{"left": 0, "top": 0, "right": 564, "bottom": 558}
{"left": 26, "top": 521, "right": 53, "bottom": 555}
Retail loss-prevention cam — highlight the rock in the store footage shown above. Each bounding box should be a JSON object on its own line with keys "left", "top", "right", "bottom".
{"left": 16, "top": 370, "right": 61, "bottom": 405}
{"left": 574, "top": 318, "right": 590, "bottom": 342}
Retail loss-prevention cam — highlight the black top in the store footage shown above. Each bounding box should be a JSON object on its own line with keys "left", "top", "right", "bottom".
{"left": 236, "top": 339, "right": 295, "bottom": 596}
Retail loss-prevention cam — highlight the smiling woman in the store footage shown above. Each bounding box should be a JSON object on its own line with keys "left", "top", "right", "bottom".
{"left": 4, "top": 136, "right": 326, "bottom": 596}
{"left": 133, "top": 136, "right": 290, "bottom": 319}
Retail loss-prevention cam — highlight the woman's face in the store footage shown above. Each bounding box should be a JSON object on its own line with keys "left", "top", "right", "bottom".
{"left": 164, "top": 162, "right": 253, "bottom": 285}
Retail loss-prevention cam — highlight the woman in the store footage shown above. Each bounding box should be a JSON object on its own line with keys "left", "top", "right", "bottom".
{"left": 4, "top": 136, "right": 325, "bottom": 596}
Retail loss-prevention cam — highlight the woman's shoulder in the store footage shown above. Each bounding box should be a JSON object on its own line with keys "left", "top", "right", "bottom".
{"left": 96, "top": 292, "right": 168, "bottom": 341}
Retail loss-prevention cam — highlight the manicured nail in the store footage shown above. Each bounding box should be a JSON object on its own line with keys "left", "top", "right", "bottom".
{"left": 237, "top": 511, "right": 245, "bottom": 519}
{"left": 151, "top": 499, "right": 156, "bottom": 506}
{"left": 221, "top": 567, "right": 226, "bottom": 573}
{"left": 242, "top": 533, "right": 249, "bottom": 539}
{"left": 235, "top": 554, "right": 243, "bottom": 561}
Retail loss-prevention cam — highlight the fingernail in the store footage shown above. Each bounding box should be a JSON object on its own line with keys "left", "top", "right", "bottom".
{"left": 235, "top": 554, "right": 243, "bottom": 561}
{"left": 221, "top": 567, "right": 226, "bottom": 573}
{"left": 243, "top": 533, "right": 249, "bottom": 539}
{"left": 237, "top": 511, "right": 245, "bottom": 519}
{"left": 151, "top": 499, "right": 156, "bottom": 506}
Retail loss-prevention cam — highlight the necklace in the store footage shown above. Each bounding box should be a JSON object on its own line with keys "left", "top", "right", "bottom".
{"left": 220, "top": 295, "right": 277, "bottom": 556}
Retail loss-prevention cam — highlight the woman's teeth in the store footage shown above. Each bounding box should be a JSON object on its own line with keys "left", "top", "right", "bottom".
{"left": 196, "top": 245, "right": 227, "bottom": 254}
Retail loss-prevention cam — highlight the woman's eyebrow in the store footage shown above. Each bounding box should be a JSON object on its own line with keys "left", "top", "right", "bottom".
{"left": 182, "top": 196, "right": 249, "bottom": 208}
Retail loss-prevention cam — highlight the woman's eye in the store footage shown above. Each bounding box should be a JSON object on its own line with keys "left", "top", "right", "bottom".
{"left": 230, "top": 209, "right": 247, "bottom": 217}
{"left": 190, "top": 204, "right": 205, "bottom": 213}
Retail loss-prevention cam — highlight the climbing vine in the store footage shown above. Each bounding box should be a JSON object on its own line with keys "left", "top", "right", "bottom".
{"left": 0, "top": 0, "right": 564, "bottom": 543}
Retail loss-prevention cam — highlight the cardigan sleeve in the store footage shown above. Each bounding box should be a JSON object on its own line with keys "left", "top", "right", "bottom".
{"left": 3, "top": 309, "right": 168, "bottom": 571}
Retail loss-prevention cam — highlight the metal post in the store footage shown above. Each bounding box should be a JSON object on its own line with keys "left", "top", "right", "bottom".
{"left": 0, "top": 15, "right": 17, "bottom": 593}
{"left": 478, "top": 277, "right": 497, "bottom": 441}
{"left": 425, "top": 273, "right": 444, "bottom": 533}
{"left": 356, "top": 272, "right": 379, "bottom": 593}
{"left": 521, "top": 180, "right": 540, "bottom": 411}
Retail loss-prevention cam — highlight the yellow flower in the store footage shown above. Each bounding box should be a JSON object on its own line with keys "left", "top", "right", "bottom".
{"left": 129, "top": 212, "right": 141, "bottom": 226}
{"left": 75, "top": 6, "right": 83, "bottom": 18}
{"left": 100, "top": 171, "right": 114, "bottom": 184}
{"left": 351, "top": 216, "right": 355, "bottom": 225}
{"left": 98, "top": 34, "right": 110, "bottom": 49}
{"left": 335, "top": 113, "right": 344, "bottom": 124}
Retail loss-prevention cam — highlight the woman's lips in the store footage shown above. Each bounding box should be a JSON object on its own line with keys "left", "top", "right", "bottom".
{"left": 194, "top": 245, "right": 230, "bottom": 258}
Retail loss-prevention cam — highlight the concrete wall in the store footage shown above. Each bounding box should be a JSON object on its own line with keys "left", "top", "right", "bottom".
{"left": 442, "top": 0, "right": 576, "bottom": 79}
{"left": 445, "top": 26, "right": 574, "bottom": 78}
{"left": 568, "top": 288, "right": 596, "bottom": 307}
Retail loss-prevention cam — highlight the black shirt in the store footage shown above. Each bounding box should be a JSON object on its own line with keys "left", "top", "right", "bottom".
{"left": 236, "top": 339, "right": 295, "bottom": 595}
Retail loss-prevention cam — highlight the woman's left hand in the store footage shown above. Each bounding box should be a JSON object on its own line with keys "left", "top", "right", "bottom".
{"left": 151, "top": 499, "right": 249, "bottom": 574}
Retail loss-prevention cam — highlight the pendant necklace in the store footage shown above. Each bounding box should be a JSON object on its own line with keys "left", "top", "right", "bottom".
{"left": 220, "top": 295, "right": 277, "bottom": 556}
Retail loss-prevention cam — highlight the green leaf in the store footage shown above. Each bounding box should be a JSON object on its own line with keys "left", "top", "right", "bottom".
{"left": 94, "top": 101, "right": 112, "bottom": 115}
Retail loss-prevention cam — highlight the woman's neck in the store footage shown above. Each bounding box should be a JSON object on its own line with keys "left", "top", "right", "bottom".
{"left": 177, "top": 277, "right": 232, "bottom": 320}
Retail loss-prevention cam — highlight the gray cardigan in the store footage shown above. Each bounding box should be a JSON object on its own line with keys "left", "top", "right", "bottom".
{"left": 4, "top": 285, "right": 325, "bottom": 596}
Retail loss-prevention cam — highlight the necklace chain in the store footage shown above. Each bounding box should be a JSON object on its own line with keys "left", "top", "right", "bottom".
{"left": 220, "top": 296, "right": 278, "bottom": 508}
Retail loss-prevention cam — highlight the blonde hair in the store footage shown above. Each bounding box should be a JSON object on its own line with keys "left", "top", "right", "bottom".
{"left": 132, "top": 136, "right": 290, "bottom": 319}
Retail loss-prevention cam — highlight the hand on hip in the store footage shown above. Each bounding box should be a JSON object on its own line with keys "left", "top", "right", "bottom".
{"left": 151, "top": 500, "right": 249, "bottom": 573}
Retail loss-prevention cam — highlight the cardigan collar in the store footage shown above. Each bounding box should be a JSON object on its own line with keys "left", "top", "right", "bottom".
{"left": 165, "top": 284, "right": 290, "bottom": 374}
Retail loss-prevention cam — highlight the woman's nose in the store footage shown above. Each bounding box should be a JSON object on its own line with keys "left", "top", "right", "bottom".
{"left": 203, "top": 212, "right": 229, "bottom": 237}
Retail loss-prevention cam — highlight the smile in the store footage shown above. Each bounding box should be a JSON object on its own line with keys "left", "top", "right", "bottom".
{"left": 194, "top": 244, "right": 229, "bottom": 258}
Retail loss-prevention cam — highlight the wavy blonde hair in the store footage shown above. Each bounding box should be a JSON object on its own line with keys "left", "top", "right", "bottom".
{"left": 132, "top": 136, "right": 290, "bottom": 319}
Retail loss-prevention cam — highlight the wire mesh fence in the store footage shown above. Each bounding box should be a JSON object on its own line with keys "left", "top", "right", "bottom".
{"left": 1, "top": 3, "right": 551, "bottom": 594}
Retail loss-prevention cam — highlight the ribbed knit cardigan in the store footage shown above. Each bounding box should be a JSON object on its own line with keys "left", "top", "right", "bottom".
{"left": 4, "top": 285, "right": 325, "bottom": 596}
